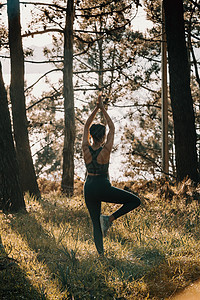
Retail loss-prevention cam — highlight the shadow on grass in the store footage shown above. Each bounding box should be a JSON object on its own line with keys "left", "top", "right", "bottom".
{"left": 106, "top": 228, "right": 185, "bottom": 298}
{"left": 34, "top": 195, "right": 98, "bottom": 249}
{"left": 107, "top": 223, "right": 200, "bottom": 298}
{"left": 108, "top": 231, "right": 167, "bottom": 280}
{"left": 8, "top": 210, "right": 119, "bottom": 299}
{"left": 7, "top": 202, "right": 118, "bottom": 298}
{"left": 35, "top": 195, "right": 91, "bottom": 236}
{"left": 105, "top": 242, "right": 200, "bottom": 299}
{"left": 0, "top": 234, "right": 45, "bottom": 300}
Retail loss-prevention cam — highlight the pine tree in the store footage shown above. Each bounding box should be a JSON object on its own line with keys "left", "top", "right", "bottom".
{"left": 163, "top": 0, "right": 199, "bottom": 182}
{"left": 0, "top": 62, "right": 26, "bottom": 212}
{"left": 7, "top": 0, "right": 41, "bottom": 196}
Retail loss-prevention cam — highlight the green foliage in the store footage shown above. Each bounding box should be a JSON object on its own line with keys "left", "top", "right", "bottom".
{"left": 121, "top": 0, "right": 199, "bottom": 181}
{"left": 1, "top": 0, "right": 199, "bottom": 181}
{"left": 121, "top": 92, "right": 175, "bottom": 179}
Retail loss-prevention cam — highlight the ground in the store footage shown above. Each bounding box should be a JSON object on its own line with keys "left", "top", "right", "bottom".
{"left": 0, "top": 178, "right": 200, "bottom": 299}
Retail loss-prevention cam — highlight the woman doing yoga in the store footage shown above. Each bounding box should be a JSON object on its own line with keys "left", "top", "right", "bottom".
{"left": 82, "top": 92, "right": 141, "bottom": 255}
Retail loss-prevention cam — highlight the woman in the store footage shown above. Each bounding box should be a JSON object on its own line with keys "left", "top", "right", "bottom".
{"left": 82, "top": 92, "right": 140, "bottom": 255}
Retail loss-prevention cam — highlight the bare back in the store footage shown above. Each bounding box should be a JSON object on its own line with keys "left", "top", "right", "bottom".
{"left": 82, "top": 128, "right": 114, "bottom": 166}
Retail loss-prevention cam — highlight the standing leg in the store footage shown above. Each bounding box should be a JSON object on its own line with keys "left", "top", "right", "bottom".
{"left": 85, "top": 199, "right": 104, "bottom": 255}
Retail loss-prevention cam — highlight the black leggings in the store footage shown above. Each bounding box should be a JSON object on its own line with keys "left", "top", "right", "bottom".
{"left": 84, "top": 175, "right": 141, "bottom": 254}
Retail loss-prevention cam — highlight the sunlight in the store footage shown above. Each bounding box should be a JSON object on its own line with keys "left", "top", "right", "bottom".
{"left": 169, "top": 280, "right": 200, "bottom": 300}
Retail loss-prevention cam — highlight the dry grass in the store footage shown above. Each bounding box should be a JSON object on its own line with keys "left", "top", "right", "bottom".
{"left": 0, "top": 178, "right": 200, "bottom": 299}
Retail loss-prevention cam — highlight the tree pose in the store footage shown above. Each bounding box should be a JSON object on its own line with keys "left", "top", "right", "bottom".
{"left": 82, "top": 92, "right": 141, "bottom": 256}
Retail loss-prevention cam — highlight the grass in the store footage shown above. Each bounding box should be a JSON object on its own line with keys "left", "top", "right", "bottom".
{"left": 0, "top": 178, "right": 200, "bottom": 299}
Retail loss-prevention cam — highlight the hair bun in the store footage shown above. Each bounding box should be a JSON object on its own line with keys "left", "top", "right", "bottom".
{"left": 90, "top": 123, "right": 106, "bottom": 142}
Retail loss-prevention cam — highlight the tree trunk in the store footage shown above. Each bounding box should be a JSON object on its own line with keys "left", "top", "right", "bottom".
{"left": 61, "top": 0, "right": 75, "bottom": 196}
{"left": 7, "top": 0, "right": 40, "bottom": 196}
{"left": 0, "top": 63, "right": 26, "bottom": 212}
{"left": 163, "top": 0, "right": 199, "bottom": 182}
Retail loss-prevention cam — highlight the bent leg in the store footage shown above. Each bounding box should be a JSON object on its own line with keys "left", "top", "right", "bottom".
{"left": 102, "top": 185, "right": 140, "bottom": 220}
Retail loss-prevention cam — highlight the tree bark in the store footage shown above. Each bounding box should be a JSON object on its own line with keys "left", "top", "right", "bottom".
{"left": 61, "top": 0, "right": 75, "bottom": 195}
{"left": 7, "top": 0, "right": 40, "bottom": 196}
{"left": 0, "top": 63, "right": 26, "bottom": 212}
{"left": 163, "top": 0, "right": 199, "bottom": 182}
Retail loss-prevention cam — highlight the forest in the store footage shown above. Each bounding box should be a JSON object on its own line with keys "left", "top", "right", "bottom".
{"left": 0, "top": 0, "right": 200, "bottom": 299}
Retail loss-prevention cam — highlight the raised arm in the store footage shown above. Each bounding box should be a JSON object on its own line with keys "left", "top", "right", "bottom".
{"left": 97, "top": 94, "right": 115, "bottom": 152}
{"left": 82, "top": 100, "right": 99, "bottom": 148}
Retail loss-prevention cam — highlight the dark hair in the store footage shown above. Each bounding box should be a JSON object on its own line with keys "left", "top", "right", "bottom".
{"left": 90, "top": 123, "right": 106, "bottom": 142}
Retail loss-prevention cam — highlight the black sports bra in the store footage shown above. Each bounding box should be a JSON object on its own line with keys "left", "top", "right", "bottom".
{"left": 86, "top": 146, "right": 109, "bottom": 175}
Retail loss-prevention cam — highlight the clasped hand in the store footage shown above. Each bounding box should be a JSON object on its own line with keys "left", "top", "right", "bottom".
{"left": 97, "top": 92, "right": 104, "bottom": 109}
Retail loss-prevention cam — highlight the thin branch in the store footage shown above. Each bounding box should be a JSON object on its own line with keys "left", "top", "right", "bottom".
{"left": 20, "top": 1, "right": 135, "bottom": 18}
{"left": 75, "top": 0, "right": 124, "bottom": 11}
{"left": 0, "top": 55, "right": 62, "bottom": 65}
{"left": 73, "top": 67, "right": 113, "bottom": 75}
{"left": 27, "top": 96, "right": 53, "bottom": 111}
{"left": 22, "top": 28, "right": 63, "bottom": 38}
{"left": 190, "top": 40, "right": 200, "bottom": 88}
{"left": 22, "top": 16, "right": 133, "bottom": 44}
{"left": 139, "top": 54, "right": 161, "bottom": 63}
{"left": 74, "top": 87, "right": 97, "bottom": 91}
{"left": 20, "top": 0, "right": 124, "bottom": 12}
{"left": 32, "top": 131, "right": 64, "bottom": 158}
{"left": 188, "top": 0, "right": 200, "bottom": 9}
{"left": 187, "top": 3, "right": 200, "bottom": 88}
{"left": 120, "top": 70, "right": 161, "bottom": 94}
{"left": 25, "top": 68, "right": 62, "bottom": 92}
{"left": 76, "top": 3, "right": 133, "bottom": 18}
{"left": 75, "top": 29, "right": 109, "bottom": 34}
{"left": 74, "top": 43, "right": 92, "bottom": 57}
{"left": 73, "top": 63, "right": 126, "bottom": 75}
{"left": 74, "top": 17, "right": 135, "bottom": 44}
{"left": 27, "top": 90, "right": 61, "bottom": 111}
{"left": 74, "top": 32, "right": 104, "bottom": 44}
{"left": 189, "top": 33, "right": 200, "bottom": 41}
{"left": 20, "top": 2, "right": 65, "bottom": 11}
{"left": 25, "top": 59, "right": 63, "bottom": 64}
{"left": 75, "top": 115, "right": 84, "bottom": 125}
{"left": 132, "top": 150, "right": 176, "bottom": 178}
{"left": 113, "top": 103, "right": 161, "bottom": 109}
{"left": 74, "top": 56, "right": 94, "bottom": 71}
{"left": 140, "top": 84, "right": 160, "bottom": 94}
{"left": 0, "top": 55, "right": 10, "bottom": 59}
{"left": 108, "top": 46, "right": 116, "bottom": 96}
